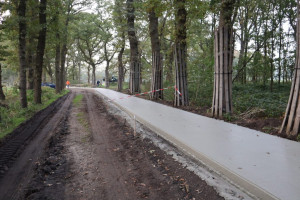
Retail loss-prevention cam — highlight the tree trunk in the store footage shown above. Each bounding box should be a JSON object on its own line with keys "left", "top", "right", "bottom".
{"left": 280, "top": 0, "right": 300, "bottom": 140}
{"left": 105, "top": 63, "right": 110, "bottom": 88}
{"left": 34, "top": 0, "right": 47, "bottom": 104}
{"left": 27, "top": 37, "right": 34, "bottom": 89}
{"left": 270, "top": 6, "right": 275, "bottom": 92}
{"left": 59, "top": 2, "right": 72, "bottom": 91}
{"left": 118, "top": 33, "right": 125, "bottom": 92}
{"left": 87, "top": 65, "right": 91, "bottom": 84}
{"left": 174, "top": 0, "right": 188, "bottom": 106}
{"left": 149, "top": 8, "right": 163, "bottom": 100}
{"left": 212, "top": 0, "right": 235, "bottom": 118}
{"left": 92, "top": 63, "right": 96, "bottom": 86}
{"left": 127, "top": 0, "right": 141, "bottom": 94}
{"left": 165, "top": 45, "right": 173, "bottom": 84}
{"left": 278, "top": 9, "right": 283, "bottom": 85}
{"left": 78, "top": 61, "right": 81, "bottom": 84}
{"left": 18, "top": 0, "right": 28, "bottom": 108}
{"left": 0, "top": 63, "right": 5, "bottom": 100}
{"left": 60, "top": 43, "right": 67, "bottom": 90}
{"left": 55, "top": 38, "right": 61, "bottom": 93}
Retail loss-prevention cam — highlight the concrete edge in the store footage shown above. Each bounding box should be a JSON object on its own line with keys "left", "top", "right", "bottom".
{"left": 96, "top": 90, "right": 279, "bottom": 200}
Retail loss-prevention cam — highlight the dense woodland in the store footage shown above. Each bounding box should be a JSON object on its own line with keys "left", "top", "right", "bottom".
{"left": 1, "top": 0, "right": 300, "bottom": 139}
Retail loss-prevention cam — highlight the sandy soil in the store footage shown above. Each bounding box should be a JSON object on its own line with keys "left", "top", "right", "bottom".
{"left": 0, "top": 89, "right": 224, "bottom": 200}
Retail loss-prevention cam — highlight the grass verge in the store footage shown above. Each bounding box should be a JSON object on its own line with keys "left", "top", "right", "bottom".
{"left": 0, "top": 87, "right": 69, "bottom": 139}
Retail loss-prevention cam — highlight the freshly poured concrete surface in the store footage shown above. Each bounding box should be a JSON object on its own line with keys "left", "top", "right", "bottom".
{"left": 95, "top": 88, "right": 300, "bottom": 200}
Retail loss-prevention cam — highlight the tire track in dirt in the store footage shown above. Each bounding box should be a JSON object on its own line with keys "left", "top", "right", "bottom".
{"left": 0, "top": 89, "right": 224, "bottom": 200}
{"left": 0, "top": 92, "right": 74, "bottom": 200}
{"left": 63, "top": 89, "right": 223, "bottom": 200}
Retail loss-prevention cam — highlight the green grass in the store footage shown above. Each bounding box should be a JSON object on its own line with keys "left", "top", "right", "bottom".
{"left": 74, "top": 100, "right": 91, "bottom": 143}
{"left": 73, "top": 94, "right": 83, "bottom": 107}
{"left": 0, "top": 87, "right": 69, "bottom": 139}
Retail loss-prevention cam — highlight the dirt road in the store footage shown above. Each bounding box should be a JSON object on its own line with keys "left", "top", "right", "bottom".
{"left": 0, "top": 89, "right": 223, "bottom": 200}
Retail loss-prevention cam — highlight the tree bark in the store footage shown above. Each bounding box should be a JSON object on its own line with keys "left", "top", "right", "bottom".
{"left": 27, "top": 37, "right": 34, "bottom": 90}
{"left": 34, "top": 0, "right": 47, "bottom": 104}
{"left": 105, "top": 63, "right": 109, "bottom": 88}
{"left": 92, "top": 63, "right": 96, "bottom": 86}
{"left": 0, "top": 63, "right": 5, "bottom": 100}
{"left": 55, "top": 37, "right": 61, "bottom": 93}
{"left": 149, "top": 7, "right": 163, "bottom": 100}
{"left": 280, "top": 0, "right": 300, "bottom": 139}
{"left": 60, "top": 43, "right": 67, "bottom": 90}
{"left": 127, "top": 0, "right": 141, "bottom": 94}
{"left": 118, "top": 32, "right": 125, "bottom": 92}
{"left": 87, "top": 65, "right": 91, "bottom": 84}
{"left": 78, "top": 61, "right": 81, "bottom": 84}
{"left": 18, "top": 0, "right": 28, "bottom": 108}
{"left": 212, "top": 0, "right": 235, "bottom": 118}
{"left": 165, "top": 44, "right": 173, "bottom": 84}
{"left": 60, "top": 2, "right": 71, "bottom": 91}
{"left": 174, "top": 0, "right": 188, "bottom": 106}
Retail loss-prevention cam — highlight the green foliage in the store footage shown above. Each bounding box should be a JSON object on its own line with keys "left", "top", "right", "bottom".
{"left": 223, "top": 112, "right": 236, "bottom": 122}
{"left": 0, "top": 87, "right": 69, "bottom": 139}
{"left": 233, "top": 83, "right": 290, "bottom": 117}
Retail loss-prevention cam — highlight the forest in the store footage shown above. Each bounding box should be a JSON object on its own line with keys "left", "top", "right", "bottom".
{"left": 0, "top": 0, "right": 300, "bottom": 140}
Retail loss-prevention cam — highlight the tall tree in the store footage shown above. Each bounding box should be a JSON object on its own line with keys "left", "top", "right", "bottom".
{"left": 174, "top": 0, "right": 188, "bottom": 106}
{"left": 0, "top": 15, "right": 7, "bottom": 100}
{"left": 18, "top": 0, "right": 28, "bottom": 108}
{"left": 148, "top": 0, "right": 163, "bottom": 100}
{"left": 97, "top": 13, "right": 117, "bottom": 89}
{"left": 76, "top": 13, "right": 104, "bottom": 86}
{"left": 0, "top": 63, "right": 4, "bottom": 100}
{"left": 127, "top": 0, "right": 141, "bottom": 94}
{"left": 59, "top": 0, "right": 92, "bottom": 90}
{"left": 103, "top": 38, "right": 116, "bottom": 88}
{"left": 113, "top": 0, "right": 126, "bottom": 92}
{"left": 34, "top": 0, "right": 47, "bottom": 104}
{"left": 117, "top": 32, "right": 125, "bottom": 91}
{"left": 53, "top": 0, "right": 62, "bottom": 93}
{"left": 26, "top": 0, "right": 39, "bottom": 90}
{"left": 60, "top": 1, "right": 72, "bottom": 91}
{"left": 212, "top": 0, "right": 235, "bottom": 118}
{"left": 280, "top": 0, "right": 300, "bottom": 140}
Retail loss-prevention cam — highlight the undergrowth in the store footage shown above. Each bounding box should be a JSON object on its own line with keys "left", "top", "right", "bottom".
{"left": 0, "top": 87, "right": 69, "bottom": 139}
{"left": 232, "top": 83, "right": 290, "bottom": 118}
{"left": 107, "top": 81, "right": 290, "bottom": 118}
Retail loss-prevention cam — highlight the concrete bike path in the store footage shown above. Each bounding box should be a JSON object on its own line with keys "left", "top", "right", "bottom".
{"left": 94, "top": 88, "right": 300, "bottom": 200}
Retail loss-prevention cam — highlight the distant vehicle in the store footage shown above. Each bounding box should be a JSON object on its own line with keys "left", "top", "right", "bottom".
{"left": 102, "top": 77, "right": 118, "bottom": 83}
{"left": 41, "top": 82, "right": 55, "bottom": 89}
{"left": 110, "top": 77, "right": 118, "bottom": 82}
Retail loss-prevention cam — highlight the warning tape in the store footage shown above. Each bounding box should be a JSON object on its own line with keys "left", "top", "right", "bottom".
{"left": 175, "top": 86, "right": 182, "bottom": 96}
{"left": 109, "top": 85, "right": 181, "bottom": 102}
